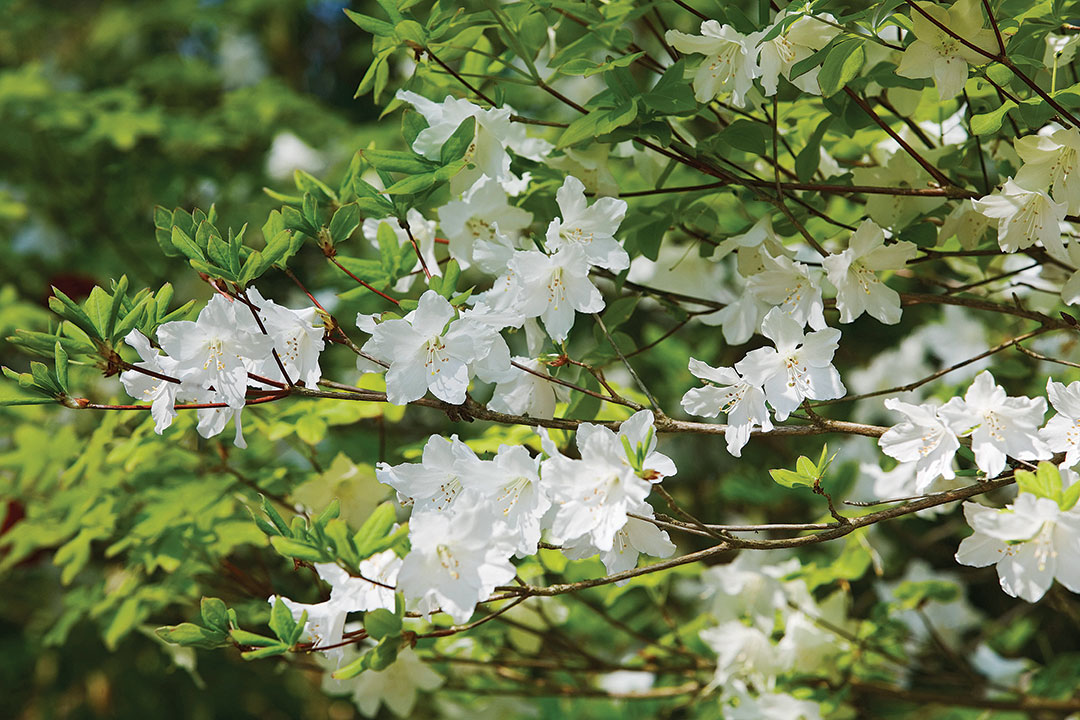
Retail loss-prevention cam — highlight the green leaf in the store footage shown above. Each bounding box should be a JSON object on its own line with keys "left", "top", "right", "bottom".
{"left": 353, "top": 502, "right": 397, "bottom": 558}
{"left": 156, "top": 623, "right": 228, "bottom": 649}
{"left": 384, "top": 172, "right": 438, "bottom": 195}
{"left": 268, "top": 598, "right": 299, "bottom": 644}
{"left": 170, "top": 226, "right": 204, "bottom": 262}
{"left": 770, "top": 468, "right": 814, "bottom": 489}
{"left": 105, "top": 275, "right": 128, "bottom": 340}
{"left": 49, "top": 287, "right": 103, "bottom": 340}
{"left": 331, "top": 636, "right": 399, "bottom": 679}
{"left": 441, "top": 117, "right": 476, "bottom": 164}
{"left": 270, "top": 536, "right": 329, "bottom": 563}
{"left": 360, "top": 149, "right": 435, "bottom": 175}
{"left": 643, "top": 60, "right": 697, "bottom": 116}
{"left": 817, "top": 39, "right": 865, "bottom": 97}
{"left": 294, "top": 169, "right": 338, "bottom": 204}
{"left": 796, "top": 455, "right": 818, "bottom": 480}
{"left": 343, "top": 8, "right": 396, "bottom": 36}
{"left": 201, "top": 597, "right": 230, "bottom": 632}
{"left": 718, "top": 119, "right": 768, "bottom": 155}
{"left": 328, "top": 203, "right": 361, "bottom": 245}
{"left": 795, "top": 118, "right": 832, "bottom": 182}
{"left": 364, "top": 608, "right": 402, "bottom": 640}
{"left": 1016, "top": 461, "right": 1063, "bottom": 502}
{"left": 1062, "top": 481, "right": 1080, "bottom": 511}
{"left": 53, "top": 341, "right": 69, "bottom": 393}
{"left": 971, "top": 100, "right": 1018, "bottom": 135}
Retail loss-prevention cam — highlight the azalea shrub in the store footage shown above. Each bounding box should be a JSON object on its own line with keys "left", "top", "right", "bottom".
{"left": 7, "top": 0, "right": 1080, "bottom": 717}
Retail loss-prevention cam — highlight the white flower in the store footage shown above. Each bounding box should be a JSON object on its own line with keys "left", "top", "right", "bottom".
{"left": 938, "top": 199, "right": 992, "bottom": 250}
{"left": 488, "top": 357, "right": 559, "bottom": 419}
{"left": 180, "top": 385, "right": 249, "bottom": 449}
{"left": 973, "top": 178, "right": 1067, "bottom": 255}
{"left": 700, "top": 620, "right": 782, "bottom": 690}
{"left": 545, "top": 175, "right": 629, "bottom": 271}
{"left": 896, "top": 0, "right": 997, "bottom": 99}
{"left": 362, "top": 209, "right": 440, "bottom": 291}
{"left": 459, "top": 444, "right": 550, "bottom": 557}
{"left": 745, "top": 253, "right": 826, "bottom": 331}
{"left": 375, "top": 434, "right": 480, "bottom": 514}
{"left": 396, "top": 90, "right": 551, "bottom": 195}
{"left": 1040, "top": 378, "right": 1080, "bottom": 468}
{"left": 120, "top": 329, "right": 180, "bottom": 433}
{"left": 573, "top": 409, "right": 677, "bottom": 480}
{"left": 854, "top": 152, "right": 947, "bottom": 231}
{"left": 397, "top": 505, "right": 517, "bottom": 623}
{"left": 547, "top": 144, "right": 619, "bottom": 197}
{"left": 822, "top": 220, "right": 917, "bottom": 325}
{"left": 237, "top": 288, "right": 325, "bottom": 388}
{"left": 156, "top": 294, "right": 274, "bottom": 409}
{"left": 542, "top": 425, "right": 654, "bottom": 552}
{"left": 1060, "top": 241, "right": 1080, "bottom": 305}
{"left": 681, "top": 358, "right": 772, "bottom": 457}
{"left": 561, "top": 501, "right": 675, "bottom": 579}
{"left": 737, "top": 309, "right": 845, "bottom": 421}
{"left": 361, "top": 291, "right": 490, "bottom": 405}
{"left": 700, "top": 554, "right": 811, "bottom": 630}
{"left": 322, "top": 646, "right": 443, "bottom": 718}
{"left": 507, "top": 246, "right": 605, "bottom": 343}
{"left": 700, "top": 283, "right": 771, "bottom": 346}
{"left": 437, "top": 176, "right": 532, "bottom": 270}
{"left": 956, "top": 494, "right": 1080, "bottom": 602}
{"left": 879, "top": 398, "right": 960, "bottom": 489}
{"left": 273, "top": 553, "right": 401, "bottom": 666}
{"left": 1015, "top": 127, "right": 1080, "bottom": 214}
{"left": 665, "top": 21, "right": 760, "bottom": 107}
{"left": 727, "top": 689, "right": 822, "bottom": 720}
{"left": 938, "top": 371, "right": 1049, "bottom": 478}
{"left": 756, "top": 11, "right": 838, "bottom": 96}
{"left": 265, "top": 131, "right": 325, "bottom": 181}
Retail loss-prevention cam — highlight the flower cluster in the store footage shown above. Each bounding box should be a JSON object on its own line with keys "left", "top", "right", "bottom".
{"left": 878, "top": 370, "right": 1055, "bottom": 483}
{"left": 376, "top": 411, "right": 676, "bottom": 622}
{"left": 665, "top": 11, "right": 838, "bottom": 107}
{"left": 120, "top": 289, "right": 324, "bottom": 447}
{"left": 682, "top": 308, "right": 845, "bottom": 456}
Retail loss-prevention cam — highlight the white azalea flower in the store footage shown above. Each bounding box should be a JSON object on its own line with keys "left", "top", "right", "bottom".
{"left": 507, "top": 246, "right": 605, "bottom": 343}
{"left": 1015, "top": 127, "right": 1080, "bottom": 213}
{"left": 396, "top": 90, "right": 551, "bottom": 195}
{"left": 361, "top": 291, "right": 491, "bottom": 405}
{"left": 459, "top": 444, "right": 549, "bottom": 557}
{"left": 737, "top": 309, "right": 845, "bottom": 421}
{"left": 547, "top": 144, "right": 619, "bottom": 197}
{"left": 896, "top": 0, "right": 997, "bottom": 99}
{"left": 120, "top": 329, "right": 180, "bottom": 433}
{"left": 572, "top": 409, "right": 676, "bottom": 480}
{"left": 542, "top": 425, "right": 654, "bottom": 552}
{"left": 822, "top": 220, "right": 917, "bottom": 325}
{"left": 1060, "top": 241, "right": 1080, "bottom": 305}
{"left": 973, "top": 178, "right": 1067, "bottom": 256}
{"left": 756, "top": 11, "right": 838, "bottom": 96}
{"left": 156, "top": 294, "right": 274, "bottom": 409}
{"left": 700, "top": 554, "right": 800, "bottom": 630}
{"left": 322, "top": 645, "right": 443, "bottom": 718}
{"left": 745, "top": 252, "right": 827, "bottom": 331}
{"left": 180, "top": 385, "right": 248, "bottom": 449}
{"left": 1040, "top": 378, "right": 1080, "bottom": 467}
{"left": 375, "top": 434, "right": 480, "bottom": 514}
{"left": 665, "top": 21, "right": 760, "bottom": 107}
{"left": 956, "top": 494, "right": 1080, "bottom": 602}
{"left": 699, "top": 282, "right": 771, "bottom": 346}
{"left": 488, "top": 357, "right": 560, "bottom": 419}
{"left": 362, "top": 209, "right": 440, "bottom": 291}
{"left": 237, "top": 288, "right": 325, "bottom": 388}
{"left": 727, "top": 689, "right": 822, "bottom": 720}
{"left": 854, "top": 152, "right": 947, "bottom": 231}
{"left": 938, "top": 199, "right": 992, "bottom": 250}
{"left": 561, "top": 501, "right": 675, "bottom": 579}
{"left": 545, "top": 175, "right": 629, "bottom": 271}
{"left": 878, "top": 398, "right": 960, "bottom": 490}
{"left": 273, "top": 553, "right": 401, "bottom": 666}
{"left": 397, "top": 505, "right": 517, "bottom": 623}
{"left": 437, "top": 176, "right": 532, "bottom": 270}
{"left": 938, "top": 371, "right": 1049, "bottom": 478}
{"left": 700, "top": 620, "right": 783, "bottom": 691}
{"left": 681, "top": 357, "right": 772, "bottom": 457}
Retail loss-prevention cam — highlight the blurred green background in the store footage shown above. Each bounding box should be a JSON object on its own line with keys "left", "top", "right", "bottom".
{"left": 0, "top": 1, "right": 386, "bottom": 716}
